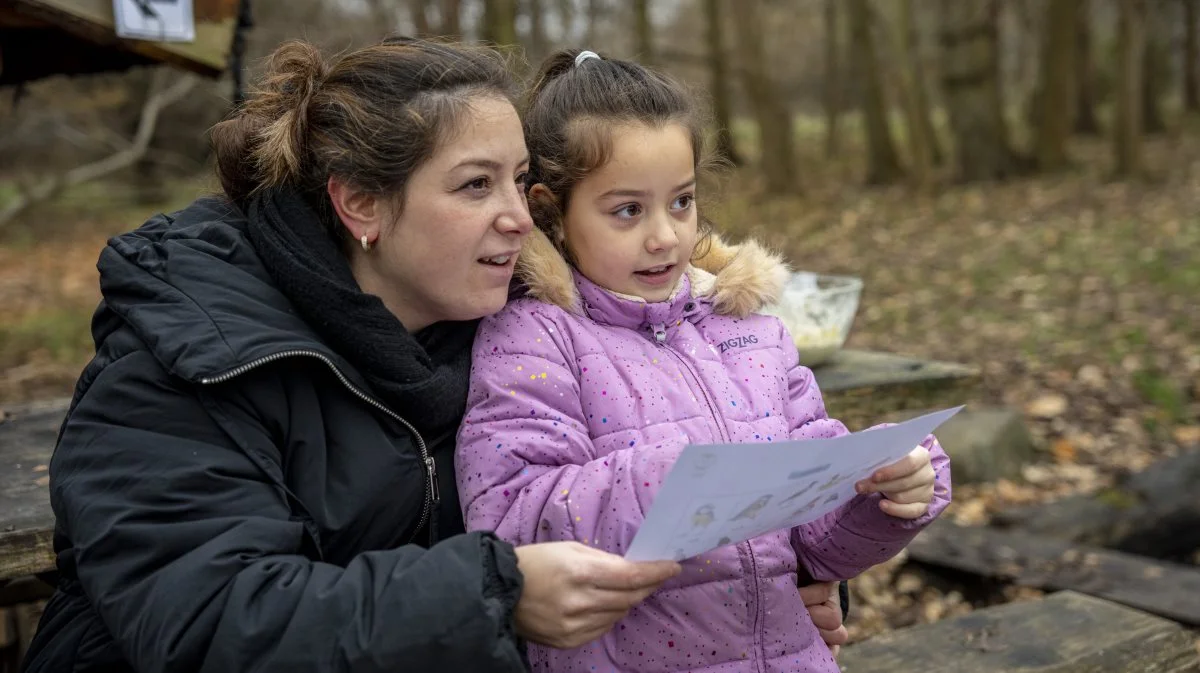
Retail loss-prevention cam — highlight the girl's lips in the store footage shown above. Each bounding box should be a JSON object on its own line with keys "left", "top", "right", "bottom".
{"left": 634, "top": 264, "right": 675, "bottom": 286}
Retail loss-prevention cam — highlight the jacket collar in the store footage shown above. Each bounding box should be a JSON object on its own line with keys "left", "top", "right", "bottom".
{"left": 572, "top": 268, "right": 705, "bottom": 336}
{"left": 514, "top": 226, "right": 792, "bottom": 332}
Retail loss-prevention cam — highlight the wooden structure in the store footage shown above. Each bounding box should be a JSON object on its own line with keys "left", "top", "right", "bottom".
{"left": 0, "top": 0, "right": 245, "bottom": 86}
{"left": 809, "top": 348, "right": 978, "bottom": 394}
{"left": 907, "top": 519, "right": 1200, "bottom": 626}
{"left": 839, "top": 591, "right": 1200, "bottom": 672}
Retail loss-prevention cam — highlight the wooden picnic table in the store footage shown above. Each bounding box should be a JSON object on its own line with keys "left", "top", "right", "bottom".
{"left": 0, "top": 348, "right": 979, "bottom": 587}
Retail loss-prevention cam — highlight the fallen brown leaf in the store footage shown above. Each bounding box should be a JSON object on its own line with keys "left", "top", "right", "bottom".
{"left": 1026, "top": 394, "right": 1069, "bottom": 418}
{"left": 1051, "top": 438, "right": 1077, "bottom": 463}
{"left": 1173, "top": 426, "right": 1200, "bottom": 446}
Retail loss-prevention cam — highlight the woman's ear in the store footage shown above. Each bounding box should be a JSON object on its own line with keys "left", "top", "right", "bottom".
{"left": 328, "top": 176, "right": 383, "bottom": 246}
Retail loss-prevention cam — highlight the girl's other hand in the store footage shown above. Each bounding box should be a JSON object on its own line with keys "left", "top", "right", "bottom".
{"left": 854, "top": 445, "right": 935, "bottom": 519}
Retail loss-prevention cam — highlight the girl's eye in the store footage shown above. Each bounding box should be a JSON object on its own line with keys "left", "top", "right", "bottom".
{"left": 614, "top": 204, "right": 642, "bottom": 220}
{"left": 672, "top": 194, "right": 695, "bottom": 211}
{"left": 515, "top": 172, "right": 529, "bottom": 187}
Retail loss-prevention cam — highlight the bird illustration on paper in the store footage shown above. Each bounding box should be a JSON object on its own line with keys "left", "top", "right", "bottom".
{"left": 731, "top": 495, "right": 772, "bottom": 521}
{"left": 781, "top": 481, "right": 819, "bottom": 505}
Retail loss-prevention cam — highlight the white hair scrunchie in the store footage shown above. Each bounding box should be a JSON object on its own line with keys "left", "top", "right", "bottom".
{"left": 574, "top": 50, "right": 601, "bottom": 67}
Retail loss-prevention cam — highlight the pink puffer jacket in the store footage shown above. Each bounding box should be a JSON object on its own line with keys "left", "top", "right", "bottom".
{"left": 457, "top": 230, "right": 951, "bottom": 672}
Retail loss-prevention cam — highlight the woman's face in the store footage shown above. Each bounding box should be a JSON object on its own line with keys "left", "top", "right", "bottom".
{"left": 352, "top": 96, "right": 532, "bottom": 331}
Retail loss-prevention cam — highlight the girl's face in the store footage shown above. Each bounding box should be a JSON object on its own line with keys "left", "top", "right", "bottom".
{"left": 561, "top": 122, "right": 698, "bottom": 303}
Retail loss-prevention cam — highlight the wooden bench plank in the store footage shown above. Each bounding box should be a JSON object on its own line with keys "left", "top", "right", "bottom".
{"left": 810, "top": 349, "right": 980, "bottom": 393}
{"left": 839, "top": 591, "right": 1200, "bottom": 673}
{"left": 906, "top": 520, "right": 1200, "bottom": 626}
{"left": 992, "top": 450, "right": 1200, "bottom": 559}
{"left": 0, "top": 399, "right": 65, "bottom": 583}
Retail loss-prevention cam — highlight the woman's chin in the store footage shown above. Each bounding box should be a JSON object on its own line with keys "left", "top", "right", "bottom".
{"left": 453, "top": 289, "right": 512, "bottom": 322}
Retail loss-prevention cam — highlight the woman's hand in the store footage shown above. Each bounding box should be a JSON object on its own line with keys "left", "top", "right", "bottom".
{"left": 854, "top": 445, "right": 936, "bottom": 519}
{"left": 799, "top": 581, "right": 848, "bottom": 657}
{"left": 513, "top": 542, "right": 681, "bottom": 649}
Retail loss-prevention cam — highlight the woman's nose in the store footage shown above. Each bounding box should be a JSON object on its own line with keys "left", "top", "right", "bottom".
{"left": 497, "top": 182, "right": 533, "bottom": 235}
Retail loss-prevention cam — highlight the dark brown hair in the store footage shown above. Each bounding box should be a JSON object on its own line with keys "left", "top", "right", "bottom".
{"left": 523, "top": 49, "right": 714, "bottom": 257}
{"left": 210, "top": 36, "right": 518, "bottom": 240}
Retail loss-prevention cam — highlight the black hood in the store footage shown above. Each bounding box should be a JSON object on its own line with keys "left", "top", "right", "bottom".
{"left": 93, "top": 196, "right": 358, "bottom": 386}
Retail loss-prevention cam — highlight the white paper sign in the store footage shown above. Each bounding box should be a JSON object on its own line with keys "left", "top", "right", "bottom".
{"left": 624, "top": 406, "right": 963, "bottom": 562}
{"left": 114, "top": 0, "right": 196, "bottom": 43}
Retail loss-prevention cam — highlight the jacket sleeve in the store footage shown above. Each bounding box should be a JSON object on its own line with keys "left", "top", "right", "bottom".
{"left": 778, "top": 325, "right": 952, "bottom": 582}
{"left": 456, "top": 306, "right": 681, "bottom": 553}
{"left": 49, "top": 350, "right": 526, "bottom": 673}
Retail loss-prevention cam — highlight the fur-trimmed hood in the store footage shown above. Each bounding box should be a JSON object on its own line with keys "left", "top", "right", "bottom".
{"left": 513, "top": 227, "right": 791, "bottom": 319}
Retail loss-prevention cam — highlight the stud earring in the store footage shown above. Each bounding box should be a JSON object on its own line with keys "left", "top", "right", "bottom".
{"left": 360, "top": 234, "right": 371, "bottom": 251}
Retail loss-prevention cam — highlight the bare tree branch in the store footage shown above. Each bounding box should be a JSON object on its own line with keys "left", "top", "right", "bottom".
{"left": 0, "top": 69, "right": 197, "bottom": 227}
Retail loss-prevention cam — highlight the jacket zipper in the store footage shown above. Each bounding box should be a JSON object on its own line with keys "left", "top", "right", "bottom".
{"left": 651, "top": 323, "right": 764, "bottom": 671}
{"left": 199, "top": 349, "right": 438, "bottom": 542}
{"left": 650, "top": 324, "right": 731, "bottom": 443}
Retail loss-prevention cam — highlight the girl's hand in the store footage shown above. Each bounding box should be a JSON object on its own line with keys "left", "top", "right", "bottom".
{"left": 513, "top": 542, "right": 681, "bottom": 649}
{"left": 798, "top": 580, "right": 848, "bottom": 657}
{"left": 854, "top": 445, "right": 935, "bottom": 519}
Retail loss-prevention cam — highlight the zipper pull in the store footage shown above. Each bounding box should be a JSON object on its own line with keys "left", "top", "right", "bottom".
{"left": 426, "top": 456, "right": 441, "bottom": 504}
{"left": 651, "top": 323, "right": 668, "bottom": 343}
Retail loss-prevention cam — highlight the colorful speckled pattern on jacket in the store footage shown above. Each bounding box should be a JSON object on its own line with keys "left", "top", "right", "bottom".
{"left": 456, "top": 234, "right": 951, "bottom": 672}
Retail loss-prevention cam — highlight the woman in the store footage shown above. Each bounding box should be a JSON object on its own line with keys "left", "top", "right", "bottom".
{"left": 21, "top": 37, "right": 846, "bottom": 673}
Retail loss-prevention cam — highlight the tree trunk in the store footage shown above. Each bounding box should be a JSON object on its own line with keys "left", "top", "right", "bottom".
{"left": 408, "top": 0, "right": 432, "bottom": 36}
{"left": 1075, "top": 0, "right": 1103, "bottom": 133}
{"left": 706, "top": 0, "right": 739, "bottom": 164}
{"left": 1014, "top": 0, "right": 1042, "bottom": 125}
{"left": 848, "top": 0, "right": 904, "bottom": 184}
{"left": 1034, "top": 0, "right": 1080, "bottom": 170}
{"left": 528, "top": 0, "right": 548, "bottom": 63}
{"left": 556, "top": 0, "right": 574, "bottom": 44}
{"left": 1141, "top": 0, "right": 1168, "bottom": 133}
{"left": 483, "top": 0, "right": 519, "bottom": 47}
{"left": 1115, "top": 0, "right": 1146, "bottom": 177}
{"left": 906, "top": 0, "right": 944, "bottom": 165}
{"left": 823, "top": 0, "right": 842, "bottom": 158}
{"left": 439, "top": 0, "right": 462, "bottom": 37}
{"left": 939, "top": 0, "right": 1026, "bottom": 181}
{"left": 634, "top": 0, "right": 655, "bottom": 65}
{"left": 364, "top": 0, "right": 399, "bottom": 33}
{"left": 585, "top": 0, "right": 601, "bottom": 46}
{"left": 1186, "top": 0, "right": 1200, "bottom": 112}
{"left": 730, "top": 0, "right": 796, "bottom": 194}
{"left": 880, "top": 0, "right": 934, "bottom": 187}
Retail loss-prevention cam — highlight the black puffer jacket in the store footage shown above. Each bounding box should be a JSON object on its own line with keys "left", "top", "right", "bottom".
{"left": 21, "top": 198, "right": 527, "bottom": 672}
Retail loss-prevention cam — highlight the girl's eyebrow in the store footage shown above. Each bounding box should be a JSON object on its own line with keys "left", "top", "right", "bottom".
{"left": 598, "top": 176, "right": 696, "bottom": 200}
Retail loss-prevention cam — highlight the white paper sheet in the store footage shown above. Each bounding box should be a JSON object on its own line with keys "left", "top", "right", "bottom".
{"left": 114, "top": 0, "right": 196, "bottom": 43}
{"left": 624, "top": 406, "right": 963, "bottom": 562}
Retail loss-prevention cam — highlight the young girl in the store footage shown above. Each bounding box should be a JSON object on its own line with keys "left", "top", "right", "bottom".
{"left": 456, "top": 50, "right": 951, "bottom": 672}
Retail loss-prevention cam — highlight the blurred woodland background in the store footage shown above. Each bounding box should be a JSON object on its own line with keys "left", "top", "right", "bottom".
{"left": 0, "top": 0, "right": 1198, "bottom": 648}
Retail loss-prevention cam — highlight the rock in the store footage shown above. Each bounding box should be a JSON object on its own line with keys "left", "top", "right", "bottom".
{"left": 1026, "top": 394, "right": 1068, "bottom": 418}
{"left": 883, "top": 407, "right": 1037, "bottom": 485}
